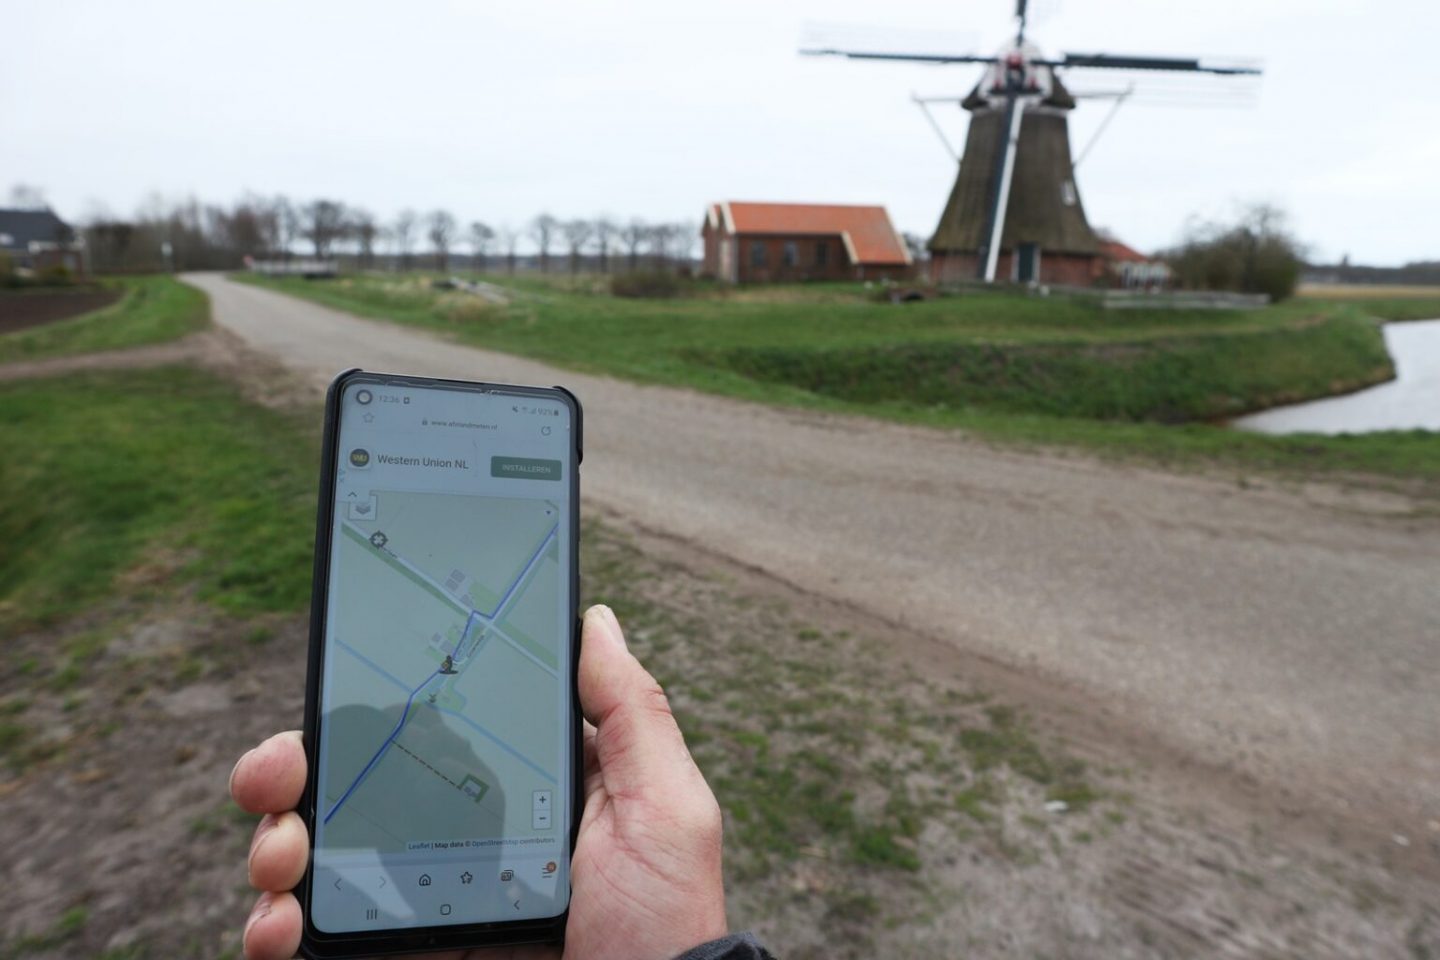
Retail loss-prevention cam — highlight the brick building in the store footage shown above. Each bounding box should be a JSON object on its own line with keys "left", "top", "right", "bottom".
{"left": 1100, "top": 238, "right": 1172, "bottom": 289}
{"left": 701, "top": 202, "right": 911, "bottom": 283}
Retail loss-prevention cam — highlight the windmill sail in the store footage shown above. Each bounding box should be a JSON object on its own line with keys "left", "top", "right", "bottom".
{"left": 801, "top": 5, "right": 1261, "bottom": 285}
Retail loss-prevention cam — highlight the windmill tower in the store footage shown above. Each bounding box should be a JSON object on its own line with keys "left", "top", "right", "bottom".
{"left": 804, "top": 2, "right": 1260, "bottom": 285}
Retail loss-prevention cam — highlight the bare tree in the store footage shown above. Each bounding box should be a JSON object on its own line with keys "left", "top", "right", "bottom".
{"left": 497, "top": 224, "right": 519, "bottom": 276}
{"left": 1162, "top": 203, "right": 1304, "bottom": 301}
{"left": 592, "top": 216, "right": 619, "bottom": 274}
{"left": 645, "top": 222, "right": 674, "bottom": 268}
{"left": 892, "top": 233, "right": 927, "bottom": 277}
{"left": 303, "top": 199, "right": 347, "bottom": 258}
{"left": 273, "top": 195, "right": 301, "bottom": 262}
{"left": 242, "top": 192, "right": 279, "bottom": 257}
{"left": 561, "top": 219, "right": 594, "bottom": 275}
{"left": 672, "top": 219, "right": 699, "bottom": 267}
{"left": 391, "top": 209, "right": 417, "bottom": 270}
{"left": 84, "top": 217, "right": 142, "bottom": 272}
{"left": 619, "top": 218, "right": 647, "bottom": 272}
{"left": 529, "top": 213, "right": 559, "bottom": 273}
{"left": 469, "top": 221, "right": 496, "bottom": 274}
{"left": 221, "top": 196, "right": 267, "bottom": 260}
{"left": 427, "top": 209, "right": 457, "bottom": 272}
{"left": 351, "top": 208, "right": 379, "bottom": 269}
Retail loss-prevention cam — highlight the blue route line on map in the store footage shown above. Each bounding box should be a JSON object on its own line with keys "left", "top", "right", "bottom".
{"left": 490, "top": 526, "right": 558, "bottom": 620}
{"left": 323, "top": 522, "right": 560, "bottom": 824}
{"left": 454, "top": 610, "right": 477, "bottom": 656}
{"left": 434, "top": 707, "right": 557, "bottom": 784}
{"left": 333, "top": 638, "right": 412, "bottom": 694}
{"left": 334, "top": 638, "right": 557, "bottom": 785}
{"left": 323, "top": 666, "right": 440, "bottom": 824}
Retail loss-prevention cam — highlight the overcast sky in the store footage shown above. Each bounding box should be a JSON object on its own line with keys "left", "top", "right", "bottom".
{"left": 3, "top": 0, "right": 1435, "bottom": 265}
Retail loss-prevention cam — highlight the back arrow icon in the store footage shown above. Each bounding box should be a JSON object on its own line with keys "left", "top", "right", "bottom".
{"left": 334, "top": 879, "right": 342, "bottom": 890}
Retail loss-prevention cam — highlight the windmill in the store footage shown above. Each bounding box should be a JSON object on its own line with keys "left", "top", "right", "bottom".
{"left": 803, "top": 2, "right": 1261, "bottom": 285}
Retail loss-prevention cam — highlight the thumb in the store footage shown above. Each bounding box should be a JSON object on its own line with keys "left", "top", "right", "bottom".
{"left": 578, "top": 605, "right": 698, "bottom": 798}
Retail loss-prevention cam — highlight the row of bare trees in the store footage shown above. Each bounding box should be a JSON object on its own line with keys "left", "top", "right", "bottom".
{"left": 72, "top": 192, "right": 698, "bottom": 275}
{"left": 525, "top": 215, "right": 699, "bottom": 274}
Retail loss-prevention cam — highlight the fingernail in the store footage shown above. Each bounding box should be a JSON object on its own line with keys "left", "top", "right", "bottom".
{"left": 229, "top": 748, "right": 254, "bottom": 797}
{"left": 248, "top": 814, "right": 278, "bottom": 876}
{"left": 247, "top": 817, "right": 277, "bottom": 880}
{"left": 244, "top": 892, "right": 273, "bottom": 939}
{"left": 592, "top": 605, "right": 627, "bottom": 651}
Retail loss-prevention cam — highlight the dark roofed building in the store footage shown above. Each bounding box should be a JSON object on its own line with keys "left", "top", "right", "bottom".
{"left": 702, "top": 201, "right": 911, "bottom": 283}
{"left": 0, "top": 208, "right": 86, "bottom": 277}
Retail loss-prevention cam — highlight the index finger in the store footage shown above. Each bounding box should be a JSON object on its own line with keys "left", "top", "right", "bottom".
{"left": 231, "top": 731, "right": 307, "bottom": 815}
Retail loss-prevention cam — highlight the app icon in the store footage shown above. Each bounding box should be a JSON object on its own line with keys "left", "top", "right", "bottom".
{"left": 349, "top": 448, "right": 371, "bottom": 468}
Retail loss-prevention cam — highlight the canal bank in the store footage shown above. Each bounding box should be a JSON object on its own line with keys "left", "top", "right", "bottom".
{"left": 1234, "top": 318, "right": 1440, "bottom": 434}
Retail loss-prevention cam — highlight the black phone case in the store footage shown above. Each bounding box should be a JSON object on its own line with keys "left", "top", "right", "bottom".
{"left": 297, "top": 368, "right": 584, "bottom": 958}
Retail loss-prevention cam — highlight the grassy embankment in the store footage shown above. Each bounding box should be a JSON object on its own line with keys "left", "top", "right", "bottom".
{"left": 0, "top": 275, "right": 208, "bottom": 364}
{"left": 235, "top": 273, "right": 1440, "bottom": 486}
{"left": 1, "top": 366, "right": 1094, "bottom": 954}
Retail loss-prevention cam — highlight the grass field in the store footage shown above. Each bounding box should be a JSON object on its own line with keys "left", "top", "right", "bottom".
{"left": 2, "top": 329, "right": 1432, "bottom": 956}
{"left": 0, "top": 367, "right": 316, "bottom": 630}
{"left": 0, "top": 275, "right": 208, "bottom": 364}
{"left": 236, "top": 272, "right": 1440, "bottom": 487}
{"left": 0, "top": 364, "right": 1102, "bottom": 958}
{"left": 1299, "top": 282, "right": 1440, "bottom": 303}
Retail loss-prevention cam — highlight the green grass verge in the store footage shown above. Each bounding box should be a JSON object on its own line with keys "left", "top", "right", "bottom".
{"left": 0, "top": 367, "right": 316, "bottom": 629}
{"left": 583, "top": 522, "right": 1102, "bottom": 893}
{"left": 234, "top": 273, "right": 1440, "bottom": 488}
{"left": 701, "top": 311, "right": 1392, "bottom": 422}
{"left": 0, "top": 275, "right": 208, "bottom": 364}
{"left": 1331, "top": 297, "right": 1440, "bottom": 322}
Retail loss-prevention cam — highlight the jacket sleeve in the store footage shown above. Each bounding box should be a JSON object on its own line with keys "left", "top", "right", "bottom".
{"left": 672, "top": 931, "right": 776, "bottom": 960}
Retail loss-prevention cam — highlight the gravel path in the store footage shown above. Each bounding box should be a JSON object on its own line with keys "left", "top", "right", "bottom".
{"left": 182, "top": 272, "right": 1440, "bottom": 847}
{"left": 0, "top": 332, "right": 211, "bottom": 380}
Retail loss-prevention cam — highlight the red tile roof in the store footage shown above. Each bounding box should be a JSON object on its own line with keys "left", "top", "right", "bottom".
{"left": 1099, "top": 239, "right": 1152, "bottom": 263}
{"left": 710, "top": 201, "right": 910, "bottom": 266}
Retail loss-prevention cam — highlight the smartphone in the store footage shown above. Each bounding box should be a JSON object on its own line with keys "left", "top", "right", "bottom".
{"left": 298, "top": 369, "right": 582, "bottom": 958}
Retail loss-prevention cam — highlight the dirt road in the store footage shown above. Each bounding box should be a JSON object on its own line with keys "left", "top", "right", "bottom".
{"left": 183, "top": 273, "right": 1440, "bottom": 844}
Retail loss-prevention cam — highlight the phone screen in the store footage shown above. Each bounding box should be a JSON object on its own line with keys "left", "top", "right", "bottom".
{"left": 309, "top": 376, "right": 575, "bottom": 934}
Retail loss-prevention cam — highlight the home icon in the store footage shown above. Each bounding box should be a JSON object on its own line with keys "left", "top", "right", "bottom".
{"left": 418, "top": 874, "right": 432, "bottom": 887}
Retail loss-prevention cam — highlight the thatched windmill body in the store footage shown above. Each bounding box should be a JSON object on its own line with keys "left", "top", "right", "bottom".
{"left": 804, "top": 2, "right": 1260, "bottom": 286}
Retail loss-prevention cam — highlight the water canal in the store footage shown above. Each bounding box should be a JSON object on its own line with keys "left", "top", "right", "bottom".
{"left": 1233, "top": 318, "right": 1440, "bottom": 434}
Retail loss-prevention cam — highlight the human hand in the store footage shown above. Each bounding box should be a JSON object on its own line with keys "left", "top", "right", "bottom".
{"left": 230, "top": 604, "right": 727, "bottom": 960}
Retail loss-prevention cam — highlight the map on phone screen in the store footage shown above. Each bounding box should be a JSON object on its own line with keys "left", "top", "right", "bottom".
{"left": 322, "top": 492, "right": 561, "bottom": 845}
{"left": 310, "top": 380, "right": 573, "bottom": 932}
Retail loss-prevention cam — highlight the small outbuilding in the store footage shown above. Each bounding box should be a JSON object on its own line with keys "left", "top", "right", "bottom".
{"left": 0, "top": 208, "right": 86, "bottom": 278}
{"left": 701, "top": 201, "right": 911, "bottom": 283}
{"left": 1100, "top": 238, "right": 1171, "bottom": 290}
